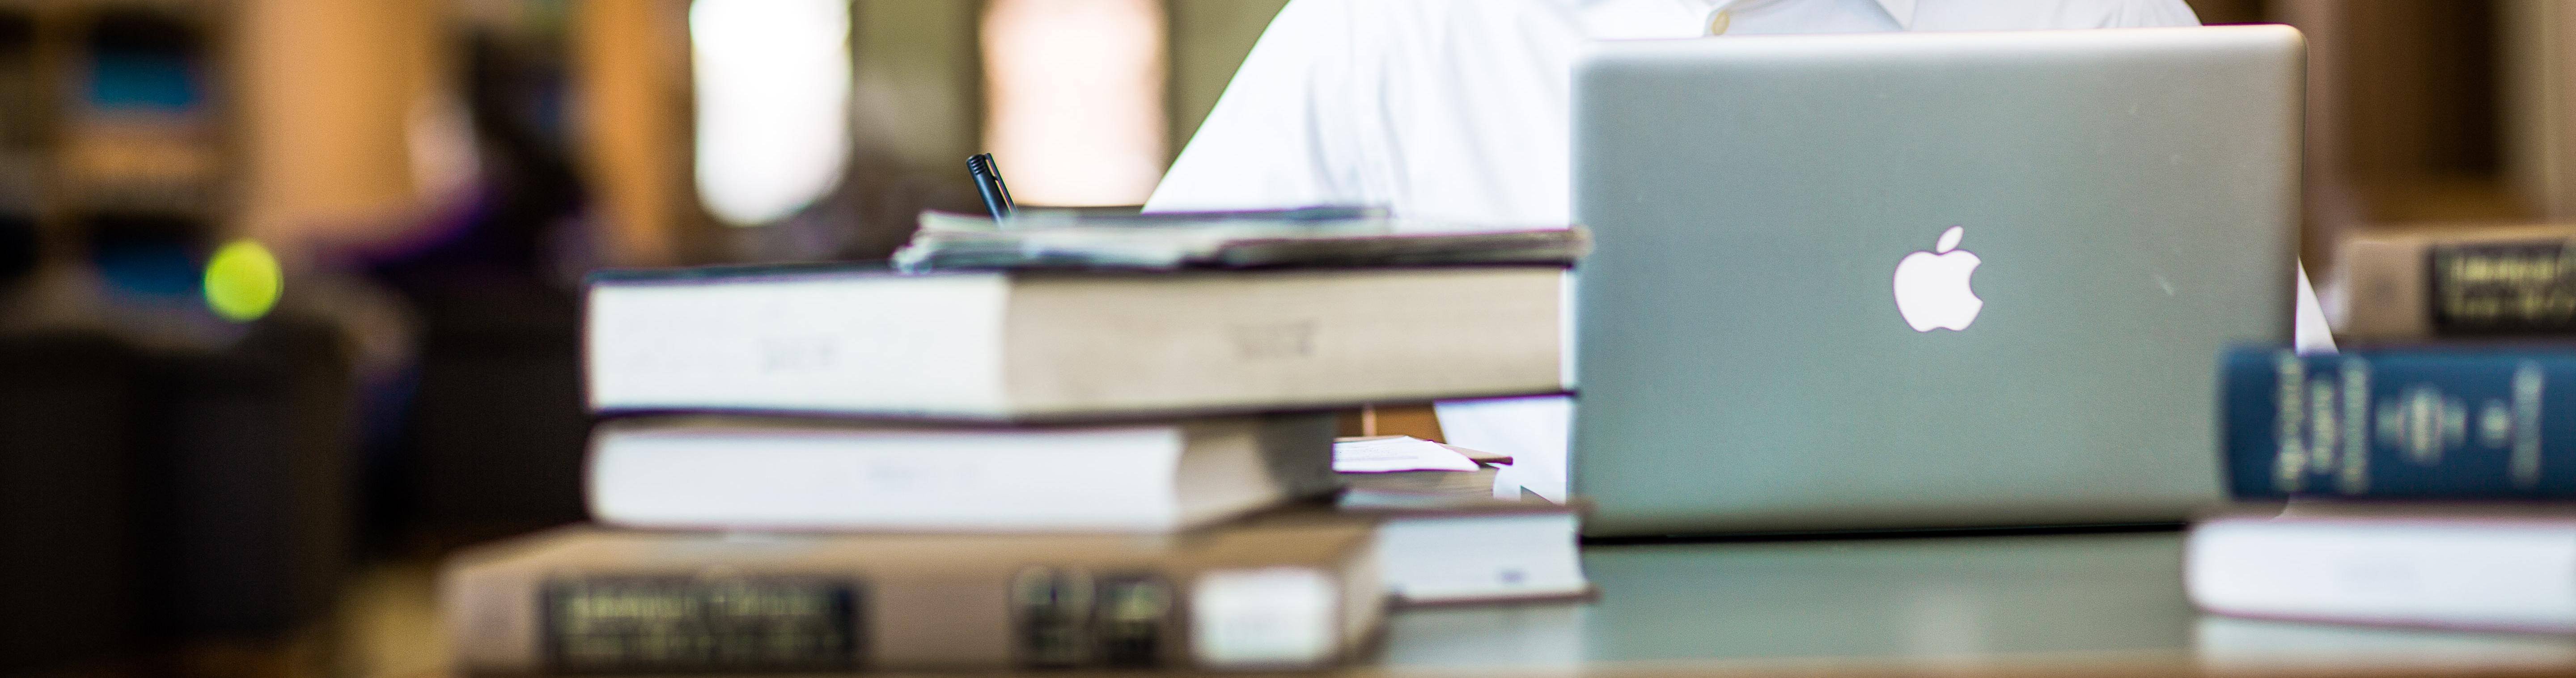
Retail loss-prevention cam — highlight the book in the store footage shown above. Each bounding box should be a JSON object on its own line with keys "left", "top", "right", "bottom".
{"left": 1329, "top": 494, "right": 1588, "bottom": 605}
{"left": 895, "top": 207, "right": 1588, "bottom": 272}
{"left": 1335, "top": 436, "right": 1506, "bottom": 499}
{"left": 1341, "top": 466, "right": 1503, "bottom": 499}
{"left": 585, "top": 414, "right": 1339, "bottom": 532}
{"left": 2332, "top": 224, "right": 2576, "bottom": 341}
{"left": 585, "top": 265, "right": 1565, "bottom": 420}
{"left": 439, "top": 521, "right": 1383, "bottom": 673}
{"left": 2188, "top": 505, "right": 2576, "bottom": 632}
{"left": 2220, "top": 347, "right": 2576, "bottom": 499}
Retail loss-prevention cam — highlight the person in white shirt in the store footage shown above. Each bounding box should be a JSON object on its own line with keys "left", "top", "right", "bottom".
{"left": 1144, "top": 0, "right": 2330, "bottom": 501}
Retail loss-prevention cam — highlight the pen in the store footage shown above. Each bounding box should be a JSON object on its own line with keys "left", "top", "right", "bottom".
{"left": 967, "top": 153, "right": 1017, "bottom": 223}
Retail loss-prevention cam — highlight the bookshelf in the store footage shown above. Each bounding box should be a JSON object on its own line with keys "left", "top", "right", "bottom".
{"left": 2241, "top": 0, "right": 2576, "bottom": 281}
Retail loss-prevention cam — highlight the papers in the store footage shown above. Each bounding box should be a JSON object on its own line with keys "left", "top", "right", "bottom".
{"left": 894, "top": 207, "right": 1587, "bottom": 272}
{"left": 1334, "top": 436, "right": 1482, "bottom": 473}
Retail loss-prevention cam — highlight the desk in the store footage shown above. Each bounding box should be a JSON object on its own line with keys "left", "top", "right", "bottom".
{"left": 1370, "top": 531, "right": 2576, "bottom": 676}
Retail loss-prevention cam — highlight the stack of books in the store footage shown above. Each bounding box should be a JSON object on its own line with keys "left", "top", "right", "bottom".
{"left": 2189, "top": 225, "right": 2576, "bottom": 632}
{"left": 438, "top": 208, "right": 1586, "bottom": 674}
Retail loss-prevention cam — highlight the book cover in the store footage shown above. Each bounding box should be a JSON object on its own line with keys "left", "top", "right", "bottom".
{"left": 585, "top": 414, "right": 1338, "bottom": 532}
{"left": 2333, "top": 224, "right": 2576, "bottom": 341}
{"left": 440, "top": 522, "right": 1382, "bottom": 674}
{"left": 2220, "top": 346, "right": 2576, "bottom": 499}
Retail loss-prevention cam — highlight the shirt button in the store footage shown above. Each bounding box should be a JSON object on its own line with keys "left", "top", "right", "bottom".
{"left": 1708, "top": 8, "right": 1731, "bottom": 35}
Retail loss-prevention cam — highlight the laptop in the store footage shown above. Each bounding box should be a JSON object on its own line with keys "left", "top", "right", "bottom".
{"left": 1570, "top": 25, "right": 2301, "bottom": 537}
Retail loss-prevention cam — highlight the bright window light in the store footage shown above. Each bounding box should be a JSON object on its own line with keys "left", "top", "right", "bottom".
{"left": 691, "top": 0, "right": 852, "bottom": 226}
{"left": 982, "top": 0, "right": 1167, "bottom": 207}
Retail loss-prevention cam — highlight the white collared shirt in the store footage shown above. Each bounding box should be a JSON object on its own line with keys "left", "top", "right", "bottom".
{"left": 1145, "top": 0, "right": 2326, "bottom": 501}
{"left": 1148, "top": 0, "right": 2206, "bottom": 224}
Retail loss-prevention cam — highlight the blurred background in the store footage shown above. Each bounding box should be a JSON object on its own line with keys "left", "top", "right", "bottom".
{"left": 0, "top": 0, "right": 2559, "bottom": 677}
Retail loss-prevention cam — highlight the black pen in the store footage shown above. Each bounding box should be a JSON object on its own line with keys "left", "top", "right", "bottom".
{"left": 967, "top": 153, "right": 1017, "bottom": 223}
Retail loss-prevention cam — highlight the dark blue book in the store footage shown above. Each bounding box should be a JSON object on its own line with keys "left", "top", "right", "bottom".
{"left": 2222, "top": 346, "right": 2576, "bottom": 499}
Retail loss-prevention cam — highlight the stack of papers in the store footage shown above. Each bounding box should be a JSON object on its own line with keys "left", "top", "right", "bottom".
{"left": 894, "top": 206, "right": 1587, "bottom": 272}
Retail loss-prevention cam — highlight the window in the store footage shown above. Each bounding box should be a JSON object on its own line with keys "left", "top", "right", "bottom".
{"left": 691, "top": 0, "right": 852, "bottom": 226}
{"left": 981, "top": 0, "right": 1167, "bottom": 207}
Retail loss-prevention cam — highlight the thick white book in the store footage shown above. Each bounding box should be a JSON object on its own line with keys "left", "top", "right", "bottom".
{"left": 583, "top": 265, "right": 1565, "bottom": 420}
{"left": 1357, "top": 495, "right": 1588, "bottom": 605}
{"left": 2187, "top": 506, "right": 2576, "bottom": 632}
{"left": 1258, "top": 493, "right": 1589, "bottom": 606}
{"left": 586, "top": 415, "right": 1339, "bottom": 532}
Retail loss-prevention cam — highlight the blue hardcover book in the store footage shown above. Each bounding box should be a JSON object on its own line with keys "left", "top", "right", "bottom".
{"left": 2221, "top": 346, "right": 2576, "bottom": 499}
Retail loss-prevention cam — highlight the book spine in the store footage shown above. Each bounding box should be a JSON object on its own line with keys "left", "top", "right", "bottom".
{"left": 447, "top": 565, "right": 1352, "bottom": 674}
{"left": 588, "top": 268, "right": 1565, "bottom": 419}
{"left": 2220, "top": 347, "right": 2576, "bottom": 499}
{"left": 543, "top": 577, "right": 865, "bottom": 673}
{"left": 2334, "top": 230, "right": 2576, "bottom": 340}
{"left": 2428, "top": 239, "right": 2576, "bottom": 335}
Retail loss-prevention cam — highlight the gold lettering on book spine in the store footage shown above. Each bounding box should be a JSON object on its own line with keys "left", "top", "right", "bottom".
{"left": 2480, "top": 399, "right": 2513, "bottom": 449}
{"left": 1012, "top": 568, "right": 1095, "bottom": 668}
{"left": 2308, "top": 380, "right": 2339, "bottom": 472}
{"left": 2375, "top": 386, "right": 2466, "bottom": 464}
{"left": 2515, "top": 362, "right": 2545, "bottom": 487}
{"left": 2340, "top": 360, "right": 2371, "bottom": 493}
{"left": 543, "top": 577, "right": 858, "bottom": 673}
{"left": 2273, "top": 354, "right": 2306, "bottom": 491}
{"left": 1008, "top": 568, "right": 1173, "bottom": 669}
{"left": 2435, "top": 242, "right": 2576, "bottom": 326}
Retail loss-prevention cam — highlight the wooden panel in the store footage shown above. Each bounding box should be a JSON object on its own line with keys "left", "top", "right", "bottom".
{"left": 2336, "top": 1, "right": 2500, "bottom": 186}
{"left": 235, "top": 0, "right": 441, "bottom": 246}
{"left": 2274, "top": 0, "right": 2527, "bottom": 274}
{"left": 2501, "top": 0, "right": 2576, "bottom": 220}
{"left": 572, "top": 0, "right": 690, "bottom": 266}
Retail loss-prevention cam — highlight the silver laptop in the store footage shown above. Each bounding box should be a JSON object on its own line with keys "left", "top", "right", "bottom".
{"left": 1570, "top": 25, "right": 2301, "bottom": 536}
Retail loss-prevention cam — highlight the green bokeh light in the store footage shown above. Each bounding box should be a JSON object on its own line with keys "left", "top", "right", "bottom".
{"left": 203, "top": 239, "right": 281, "bottom": 322}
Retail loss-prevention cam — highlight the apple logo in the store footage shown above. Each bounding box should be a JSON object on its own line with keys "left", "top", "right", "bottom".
{"left": 1892, "top": 225, "right": 1983, "bottom": 332}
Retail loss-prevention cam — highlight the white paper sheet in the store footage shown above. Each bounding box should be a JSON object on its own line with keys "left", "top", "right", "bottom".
{"left": 1333, "top": 436, "right": 1482, "bottom": 473}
